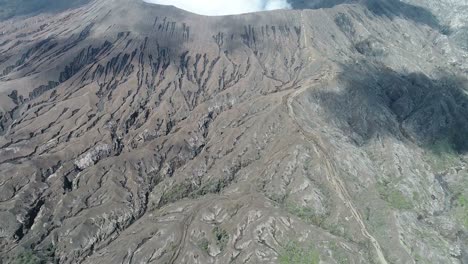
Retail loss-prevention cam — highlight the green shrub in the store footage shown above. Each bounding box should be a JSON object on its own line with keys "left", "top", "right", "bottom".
{"left": 279, "top": 241, "right": 320, "bottom": 264}
{"left": 427, "top": 138, "right": 459, "bottom": 171}
{"left": 377, "top": 183, "right": 413, "bottom": 210}
{"left": 285, "top": 202, "right": 325, "bottom": 226}
{"left": 160, "top": 182, "right": 193, "bottom": 205}
{"left": 14, "top": 250, "right": 42, "bottom": 264}
{"left": 197, "top": 238, "right": 210, "bottom": 253}
{"left": 329, "top": 242, "right": 349, "bottom": 264}
{"left": 213, "top": 226, "right": 229, "bottom": 251}
{"left": 455, "top": 195, "right": 468, "bottom": 228}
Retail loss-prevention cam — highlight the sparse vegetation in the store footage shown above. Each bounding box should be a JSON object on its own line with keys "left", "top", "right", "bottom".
{"left": 14, "top": 250, "right": 42, "bottom": 264}
{"left": 427, "top": 138, "right": 460, "bottom": 172}
{"left": 329, "top": 242, "right": 349, "bottom": 264}
{"left": 455, "top": 194, "right": 468, "bottom": 228}
{"left": 322, "top": 222, "right": 355, "bottom": 242}
{"left": 285, "top": 202, "right": 325, "bottom": 226}
{"left": 197, "top": 238, "right": 210, "bottom": 254}
{"left": 302, "top": 157, "right": 312, "bottom": 172}
{"left": 267, "top": 192, "right": 286, "bottom": 203}
{"left": 191, "top": 176, "right": 234, "bottom": 198}
{"left": 197, "top": 226, "right": 230, "bottom": 254}
{"left": 414, "top": 252, "right": 430, "bottom": 263}
{"left": 278, "top": 241, "right": 320, "bottom": 264}
{"left": 377, "top": 182, "right": 413, "bottom": 210}
{"left": 160, "top": 182, "right": 193, "bottom": 205}
{"left": 213, "top": 226, "right": 229, "bottom": 251}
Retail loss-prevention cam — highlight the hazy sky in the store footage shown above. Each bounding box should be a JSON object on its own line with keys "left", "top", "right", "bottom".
{"left": 144, "top": 0, "right": 292, "bottom": 16}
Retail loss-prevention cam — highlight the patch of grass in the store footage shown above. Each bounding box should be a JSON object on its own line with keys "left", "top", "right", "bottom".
{"left": 329, "top": 242, "right": 349, "bottom": 264}
{"left": 197, "top": 238, "right": 210, "bottom": 254}
{"left": 377, "top": 183, "right": 413, "bottom": 210}
{"left": 160, "top": 182, "right": 193, "bottom": 205}
{"left": 427, "top": 138, "right": 459, "bottom": 172}
{"left": 279, "top": 241, "right": 320, "bottom": 264}
{"left": 412, "top": 191, "right": 420, "bottom": 203}
{"left": 414, "top": 253, "right": 430, "bottom": 263}
{"left": 213, "top": 226, "right": 229, "bottom": 251}
{"left": 191, "top": 176, "right": 234, "bottom": 198}
{"left": 285, "top": 202, "right": 325, "bottom": 226}
{"left": 458, "top": 195, "right": 468, "bottom": 207}
{"left": 268, "top": 192, "right": 286, "bottom": 203}
{"left": 303, "top": 157, "right": 312, "bottom": 172}
{"left": 322, "top": 222, "right": 355, "bottom": 242}
{"left": 455, "top": 194, "right": 468, "bottom": 228}
{"left": 226, "top": 202, "right": 243, "bottom": 217}
{"left": 14, "top": 250, "right": 42, "bottom": 264}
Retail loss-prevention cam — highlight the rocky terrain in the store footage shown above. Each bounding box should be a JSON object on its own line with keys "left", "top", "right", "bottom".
{"left": 0, "top": 0, "right": 91, "bottom": 21}
{"left": 0, "top": 0, "right": 467, "bottom": 263}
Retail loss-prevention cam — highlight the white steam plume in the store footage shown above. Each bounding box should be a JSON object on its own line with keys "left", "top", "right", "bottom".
{"left": 144, "top": 0, "right": 292, "bottom": 16}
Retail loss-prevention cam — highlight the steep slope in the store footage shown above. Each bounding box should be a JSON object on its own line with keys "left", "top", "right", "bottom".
{"left": 0, "top": 0, "right": 467, "bottom": 263}
{"left": 0, "top": 0, "right": 91, "bottom": 21}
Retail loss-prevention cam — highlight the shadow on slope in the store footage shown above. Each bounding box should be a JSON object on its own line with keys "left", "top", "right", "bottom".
{"left": 289, "top": 0, "right": 444, "bottom": 33}
{"left": 0, "top": 0, "right": 91, "bottom": 21}
{"left": 312, "top": 63, "right": 468, "bottom": 154}
{"left": 0, "top": 14, "right": 188, "bottom": 135}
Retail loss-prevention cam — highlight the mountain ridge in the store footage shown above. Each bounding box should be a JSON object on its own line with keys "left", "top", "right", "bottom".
{"left": 0, "top": 0, "right": 467, "bottom": 263}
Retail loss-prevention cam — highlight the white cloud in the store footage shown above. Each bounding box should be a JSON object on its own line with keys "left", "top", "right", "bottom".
{"left": 144, "top": 0, "right": 291, "bottom": 16}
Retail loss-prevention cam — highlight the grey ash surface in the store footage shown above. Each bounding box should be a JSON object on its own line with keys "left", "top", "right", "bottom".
{"left": 0, "top": 0, "right": 467, "bottom": 263}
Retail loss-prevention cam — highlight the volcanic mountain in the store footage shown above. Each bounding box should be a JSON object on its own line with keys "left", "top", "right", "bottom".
{"left": 0, "top": 0, "right": 467, "bottom": 263}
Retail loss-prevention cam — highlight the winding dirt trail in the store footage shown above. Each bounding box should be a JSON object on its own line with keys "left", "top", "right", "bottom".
{"left": 285, "top": 83, "right": 389, "bottom": 264}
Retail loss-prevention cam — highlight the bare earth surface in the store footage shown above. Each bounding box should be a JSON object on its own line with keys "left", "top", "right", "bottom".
{"left": 0, "top": 0, "right": 467, "bottom": 263}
